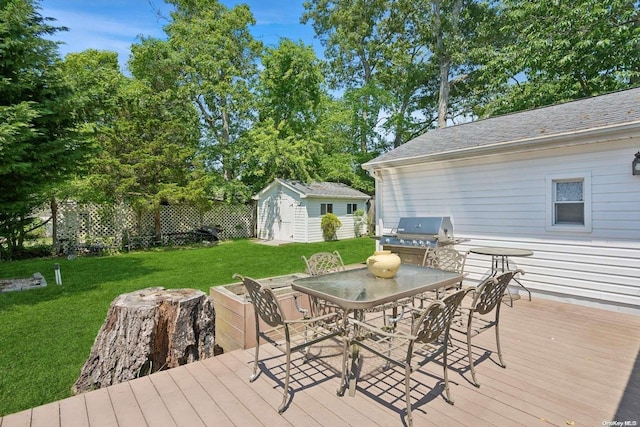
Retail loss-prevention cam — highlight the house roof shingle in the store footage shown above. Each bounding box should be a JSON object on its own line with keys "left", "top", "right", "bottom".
{"left": 363, "top": 87, "right": 640, "bottom": 169}
{"left": 279, "top": 179, "right": 370, "bottom": 199}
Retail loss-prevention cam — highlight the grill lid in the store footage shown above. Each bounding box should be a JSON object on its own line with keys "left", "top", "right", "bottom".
{"left": 379, "top": 216, "right": 454, "bottom": 247}
{"left": 395, "top": 216, "right": 452, "bottom": 239}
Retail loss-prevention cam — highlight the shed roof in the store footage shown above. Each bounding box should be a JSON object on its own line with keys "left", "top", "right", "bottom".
{"left": 363, "top": 87, "right": 640, "bottom": 169}
{"left": 253, "top": 179, "right": 370, "bottom": 200}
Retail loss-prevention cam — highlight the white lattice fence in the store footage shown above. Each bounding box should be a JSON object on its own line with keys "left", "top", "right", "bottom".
{"left": 202, "top": 204, "right": 254, "bottom": 239}
{"left": 56, "top": 202, "right": 255, "bottom": 248}
{"left": 57, "top": 203, "right": 128, "bottom": 241}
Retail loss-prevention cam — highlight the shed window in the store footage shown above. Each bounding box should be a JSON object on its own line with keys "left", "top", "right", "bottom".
{"left": 546, "top": 172, "right": 591, "bottom": 232}
{"left": 321, "top": 203, "right": 333, "bottom": 215}
{"left": 347, "top": 203, "right": 358, "bottom": 214}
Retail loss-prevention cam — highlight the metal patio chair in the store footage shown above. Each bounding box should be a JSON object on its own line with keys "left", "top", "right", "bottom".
{"left": 422, "top": 246, "right": 467, "bottom": 276}
{"left": 302, "top": 251, "right": 345, "bottom": 275}
{"left": 450, "top": 269, "right": 524, "bottom": 387}
{"left": 235, "top": 274, "right": 343, "bottom": 413}
{"left": 340, "top": 288, "right": 472, "bottom": 427}
{"left": 414, "top": 246, "right": 468, "bottom": 305}
{"left": 297, "top": 251, "right": 346, "bottom": 316}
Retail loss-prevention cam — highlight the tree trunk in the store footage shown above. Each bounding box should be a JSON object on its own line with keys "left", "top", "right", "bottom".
{"left": 437, "top": 57, "right": 451, "bottom": 128}
{"left": 51, "top": 198, "right": 59, "bottom": 255}
{"left": 221, "top": 98, "right": 231, "bottom": 181}
{"left": 154, "top": 208, "right": 162, "bottom": 242}
{"left": 72, "top": 287, "right": 217, "bottom": 394}
{"left": 433, "top": 0, "right": 463, "bottom": 129}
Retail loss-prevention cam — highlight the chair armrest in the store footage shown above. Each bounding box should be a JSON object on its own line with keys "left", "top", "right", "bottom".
{"left": 285, "top": 312, "right": 341, "bottom": 325}
{"left": 349, "top": 318, "right": 416, "bottom": 341}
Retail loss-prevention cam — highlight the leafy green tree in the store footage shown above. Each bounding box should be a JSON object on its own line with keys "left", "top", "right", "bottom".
{"left": 239, "top": 118, "right": 320, "bottom": 191}
{"left": 315, "top": 97, "right": 375, "bottom": 193}
{"left": 128, "top": 38, "right": 212, "bottom": 211}
{"left": 380, "top": 0, "right": 497, "bottom": 134}
{"left": 257, "top": 39, "right": 325, "bottom": 138}
{"left": 474, "top": 0, "right": 640, "bottom": 117}
{"left": 82, "top": 38, "right": 211, "bottom": 240}
{"left": 0, "top": 0, "right": 91, "bottom": 258}
{"left": 302, "top": 0, "right": 392, "bottom": 152}
{"left": 239, "top": 39, "right": 326, "bottom": 191}
{"left": 164, "top": 0, "right": 262, "bottom": 193}
{"left": 61, "top": 50, "right": 123, "bottom": 129}
{"left": 59, "top": 50, "right": 125, "bottom": 204}
{"left": 395, "top": 0, "right": 466, "bottom": 129}
{"left": 51, "top": 49, "right": 124, "bottom": 251}
{"left": 303, "top": 0, "right": 491, "bottom": 149}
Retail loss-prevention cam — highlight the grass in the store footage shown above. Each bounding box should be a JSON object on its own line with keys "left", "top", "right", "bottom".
{"left": 0, "top": 237, "right": 375, "bottom": 416}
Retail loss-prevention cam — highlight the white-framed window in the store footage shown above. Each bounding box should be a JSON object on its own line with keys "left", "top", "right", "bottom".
{"left": 347, "top": 203, "right": 358, "bottom": 214}
{"left": 545, "top": 171, "right": 592, "bottom": 232}
{"left": 321, "top": 203, "right": 333, "bottom": 215}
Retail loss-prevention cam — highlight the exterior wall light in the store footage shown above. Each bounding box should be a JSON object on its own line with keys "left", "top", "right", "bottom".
{"left": 634, "top": 151, "right": 640, "bottom": 176}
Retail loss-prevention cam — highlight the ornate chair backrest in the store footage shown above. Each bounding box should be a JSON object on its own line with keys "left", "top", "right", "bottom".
{"left": 242, "top": 276, "right": 285, "bottom": 327}
{"left": 413, "top": 288, "right": 471, "bottom": 343}
{"left": 302, "top": 251, "right": 345, "bottom": 276}
{"left": 472, "top": 270, "right": 522, "bottom": 315}
{"left": 423, "top": 246, "right": 466, "bottom": 274}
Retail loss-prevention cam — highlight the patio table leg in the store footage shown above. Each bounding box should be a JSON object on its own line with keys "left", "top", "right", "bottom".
{"left": 505, "top": 257, "right": 532, "bottom": 301}
{"left": 348, "top": 343, "right": 362, "bottom": 397}
{"left": 493, "top": 255, "right": 533, "bottom": 306}
{"left": 340, "top": 309, "right": 364, "bottom": 397}
{"left": 495, "top": 255, "right": 516, "bottom": 306}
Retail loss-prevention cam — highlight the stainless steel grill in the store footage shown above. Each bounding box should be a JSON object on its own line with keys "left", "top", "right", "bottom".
{"left": 380, "top": 217, "right": 456, "bottom": 265}
{"left": 380, "top": 217, "right": 454, "bottom": 248}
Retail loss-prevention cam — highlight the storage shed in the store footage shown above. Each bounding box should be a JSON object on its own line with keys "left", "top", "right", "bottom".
{"left": 363, "top": 88, "right": 640, "bottom": 315}
{"left": 253, "top": 179, "right": 371, "bottom": 243}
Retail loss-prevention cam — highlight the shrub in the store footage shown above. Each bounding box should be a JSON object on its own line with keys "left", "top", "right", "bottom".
{"left": 321, "top": 213, "right": 342, "bottom": 241}
{"left": 9, "top": 243, "right": 53, "bottom": 260}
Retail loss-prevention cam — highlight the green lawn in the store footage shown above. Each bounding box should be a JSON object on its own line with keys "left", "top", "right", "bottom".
{"left": 0, "top": 237, "right": 375, "bottom": 416}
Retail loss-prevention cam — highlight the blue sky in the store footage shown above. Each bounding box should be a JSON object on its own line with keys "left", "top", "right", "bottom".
{"left": 39, "top": 0, "right": 320, "bottom": 70}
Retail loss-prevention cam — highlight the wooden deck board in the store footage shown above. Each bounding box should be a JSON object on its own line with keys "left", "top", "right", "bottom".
{"left": 146, "top": 370, "right": 205, "bottom": 427}
{"left": 212, "top": 351, "right": 319, "bottom": 427}
{"left": 166, "top": 364, "right": 236, "bottom": 427}
{"left": 83, "top": 388, "right": 118, "bottom": 427}
{"left": 126, "top": 376, "right": 175, "bottom": 427}
{"left": 58, "top": 394, "right": 89, "bottom": 427}
{"left": 2, "top": 297, "right": 639, "bottom": 427}
{"left": 107, "top": 382, "right": 147, "bottom": 427}
{"left": 228, "top": 346, "right": 405, "bottom": 427}
{"left": 30, "top": 402, "right": 60, "bottom": 427}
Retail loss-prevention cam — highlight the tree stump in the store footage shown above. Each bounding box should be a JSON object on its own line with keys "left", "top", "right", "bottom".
{"left": 73, "top": 287, "right": 216, "bottom": 394}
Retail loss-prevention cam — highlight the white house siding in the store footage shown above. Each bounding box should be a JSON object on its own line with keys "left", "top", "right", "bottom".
{"left": 374, "top": 138, "right": 640, "bottom": 315}
{"left": 292, "top": 200, "right": 308, "bottom": 243}
{"left": 305, "top": 198, "right": 363, "bottom": 242}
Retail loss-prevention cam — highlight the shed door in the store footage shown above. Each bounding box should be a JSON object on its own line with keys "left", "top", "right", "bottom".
{"left": 275, "top": 194, "right": 294, "bottom": 241}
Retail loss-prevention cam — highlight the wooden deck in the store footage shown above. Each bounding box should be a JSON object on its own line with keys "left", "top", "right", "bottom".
{"left": 2, "top": 297, "right": 639, "bottom": 426}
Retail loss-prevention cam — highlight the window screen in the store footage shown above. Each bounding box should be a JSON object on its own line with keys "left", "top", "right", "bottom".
{"left": 554, "top": 180, "right": 584, "bottom": 225}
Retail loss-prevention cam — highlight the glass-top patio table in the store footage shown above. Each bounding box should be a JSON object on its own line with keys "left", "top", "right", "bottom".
{"left": 292, "top": 264, "right": 463, "bottom": 396}
{"left": 292, "top": 264, "right": 463, "bottom": 311}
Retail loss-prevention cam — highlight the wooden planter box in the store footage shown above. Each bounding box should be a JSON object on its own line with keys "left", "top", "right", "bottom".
{"left": 210, "top": 273, "right": 311, "bottom": 352}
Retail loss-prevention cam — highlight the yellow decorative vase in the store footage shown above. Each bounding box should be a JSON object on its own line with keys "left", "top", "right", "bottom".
{"left": 366, "top": 250, "right": 401, "bottom": 279}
